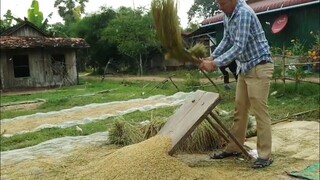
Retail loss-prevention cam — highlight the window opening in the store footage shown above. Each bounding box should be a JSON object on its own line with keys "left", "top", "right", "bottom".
{"left": 13, "top": 55, "right": 30, "bottom": 78}
{"left": 51, "top": 54, "right": 66, "bottom": 75}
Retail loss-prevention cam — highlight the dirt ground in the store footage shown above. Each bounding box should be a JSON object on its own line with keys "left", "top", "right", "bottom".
{"left": 0, "top": 76, "right": 319, "bottom": 179}
{"left": 1, "top": 108, "right": 319, "bottom": 179}
{"left": 1, "top": 120, "right": 319, "bottom": 179}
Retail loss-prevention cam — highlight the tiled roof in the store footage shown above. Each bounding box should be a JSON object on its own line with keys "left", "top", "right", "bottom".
{"left": 0, "top": 36, "right": 90, "bottom": 49}
{"left": 201, "top": 0, "right": 319, "bottom": 25}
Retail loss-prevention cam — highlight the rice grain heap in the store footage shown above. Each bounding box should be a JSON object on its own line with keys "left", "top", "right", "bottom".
{"left": 78, "top": 135, "right": 209, "bottom": 179}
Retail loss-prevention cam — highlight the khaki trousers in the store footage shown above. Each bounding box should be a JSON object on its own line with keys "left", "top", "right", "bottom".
{"left": 225, "top": 63, "right": 274, "bottom": 159}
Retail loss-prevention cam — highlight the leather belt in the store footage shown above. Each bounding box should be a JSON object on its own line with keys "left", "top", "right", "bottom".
{"left": 257, "top": 60, "right": 268, "bottom": 65}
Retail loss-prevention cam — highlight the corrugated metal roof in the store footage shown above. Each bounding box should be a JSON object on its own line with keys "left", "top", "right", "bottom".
{"left": 201, "top": 0, "right": 319, "bottom": 26}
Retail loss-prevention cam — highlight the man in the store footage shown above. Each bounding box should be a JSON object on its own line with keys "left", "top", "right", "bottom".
{"left": 219, "top": 60, "right": 238, "bottom": 90}
{"left": 199, "top": 0, "right": 274, "bottom": 168}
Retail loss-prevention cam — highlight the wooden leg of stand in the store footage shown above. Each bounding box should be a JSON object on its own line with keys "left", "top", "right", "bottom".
{"left": 205, "top": 117, "right": 230, "bottom": 143}
{"left": 209, "top": 112, "right": 252, "bottom": 160}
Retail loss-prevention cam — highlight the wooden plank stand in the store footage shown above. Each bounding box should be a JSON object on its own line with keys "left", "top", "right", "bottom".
{"left": 158, "top": 90, "right": 253, "bottom": 160}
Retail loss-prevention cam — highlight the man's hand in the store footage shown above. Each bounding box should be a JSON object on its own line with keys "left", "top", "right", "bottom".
{"left": 199, "top": 57, "right": 218, "bottom": 72}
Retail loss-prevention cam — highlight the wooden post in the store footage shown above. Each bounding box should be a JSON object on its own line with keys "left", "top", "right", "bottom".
{"left": 101, "top": 59, "right": 112, "bottom": 82}
{"left": 282, "top": 44, "right": 286, "bottom": 92}
{"left": 168, "top": 77, "right": 179, "bottom": 91}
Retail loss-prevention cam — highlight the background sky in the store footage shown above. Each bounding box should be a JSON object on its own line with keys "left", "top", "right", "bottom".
{"left": 0, "top": 0, "right": 194, "bottom": 28}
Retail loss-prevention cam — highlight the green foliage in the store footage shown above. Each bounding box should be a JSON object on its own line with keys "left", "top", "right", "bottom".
{"left": 187, "top": 0, "right": 220, "bottom": 24}
{"left": 54, "top": 0, "right": 89, "bottom": 25}
{"left": 40, "top": 12, "right": 53, "bottom": 31}
{"left": 47, "top": 22, "right": 70, "bottom": 37}
{"left": 286, "top": 66, "right": 306, "bottom": 80}
{"left": 269, "top": 82, "right": 320, "bottom": 120}
{"left": 105, "top": 7, "right": 158, "bottom": 57}
{"left": 25, "top": 0, "right": 53, "bottom": 32}
{"left": 69, "top": 8, "right": 118, "bottom": 72}
{"left": 270, "top": 46, "right": 283, "bottom": 55}
{"left": 273, "top": 65, "right": 283, "bottom": 80}
{"left": 28, "top": 0, "right": 44, "bottom": 28}
{"left": 0, "top": 10, "right": 14, "bottom": 32}
{"left": 184, "top": 22, "right": 200, "bottom": 32}
{"left": 308, "top": 31, "right": 320, "bottom": 71}
{"left": 103, "top": 7, "right": 159, "bottom": 75}
{"left": 270, "top": 31, "right": 320, "bottom": 88}
{"left": 286, "top": 39, "right": 306, "bottom": 56}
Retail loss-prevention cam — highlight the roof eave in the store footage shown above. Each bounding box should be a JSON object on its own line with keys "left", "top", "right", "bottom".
{"left": 202, "top": 1, "right": 320, "bottom": 27}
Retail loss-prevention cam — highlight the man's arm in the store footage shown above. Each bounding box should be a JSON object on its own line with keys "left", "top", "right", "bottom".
{"left": 212, "top": 19, "right": 232, "bottom": 58}
{"left": 214, "top": 11, "right": 252, "bottom": 67}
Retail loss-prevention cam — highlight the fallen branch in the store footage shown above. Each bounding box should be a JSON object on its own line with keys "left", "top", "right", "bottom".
{"left": 272, "top": 108, "right": 319, "bottom": 125}
{"left": 73, "top": 89, "right": 117, "bottom": 98}
{"left": 291, "top": 109, "right": 319, "bottom": 116}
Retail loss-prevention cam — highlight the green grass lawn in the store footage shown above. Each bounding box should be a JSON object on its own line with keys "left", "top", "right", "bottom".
{"left": 0, "top": 73, "right": 319, "bottom": 151}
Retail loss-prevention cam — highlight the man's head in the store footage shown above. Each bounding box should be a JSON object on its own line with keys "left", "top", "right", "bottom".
{"left": 216, "top": 0, "right": 238, "bottom": 15}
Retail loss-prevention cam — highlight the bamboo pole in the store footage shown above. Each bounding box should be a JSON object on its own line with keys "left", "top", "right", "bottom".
{"left": 271, "top": 108, "right": 319, "bottom": 125}
{"left": 281, "top": 62, "right": 320, "bottom": 66}
{"left": 283, "top": 78, "right": 319, "bottom": 84}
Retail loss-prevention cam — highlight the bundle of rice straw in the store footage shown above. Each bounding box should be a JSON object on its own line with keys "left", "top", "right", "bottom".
{"left": 189, "top": 43, "right": 208, "bottom": 59}
{"left": 151, "top": 0, "right": 205, "bottom": 64}
{"left": 109, "top": 120, "right": 144, "bottom": 145}
{"left": 109, "top": 118, "right": 228, "bottom": 152}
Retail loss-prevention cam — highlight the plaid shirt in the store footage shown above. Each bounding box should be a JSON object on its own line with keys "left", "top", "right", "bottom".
{"left": 212, "top": 0, "right": 273, "bottom": 74}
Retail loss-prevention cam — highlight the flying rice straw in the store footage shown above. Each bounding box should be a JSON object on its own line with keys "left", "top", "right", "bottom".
{"left": 151, "top": 0, "right": 220, "bottom": 92}
{"left": 151, "top": 0, "right": 202, "bottom": 64}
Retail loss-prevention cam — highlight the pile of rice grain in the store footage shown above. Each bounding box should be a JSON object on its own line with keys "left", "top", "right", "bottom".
{"left": 77, "top": 135, "right": 213, "bottom": 179}
{"left": 2, "top": 135, "right": 224, "bottom": 179}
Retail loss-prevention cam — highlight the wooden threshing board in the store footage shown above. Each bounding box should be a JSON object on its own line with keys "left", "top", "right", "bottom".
{"left": 158, "top": 90, "right": 220, "bottom": 155}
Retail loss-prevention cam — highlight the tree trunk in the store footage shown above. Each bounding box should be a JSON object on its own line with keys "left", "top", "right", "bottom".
{"left": 139, "top": 54, "right": 143, "bottom": 75}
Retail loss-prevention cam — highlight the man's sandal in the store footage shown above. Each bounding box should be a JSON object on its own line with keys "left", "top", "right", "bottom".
{"left": 210, "top": 151, "right": 242, "bottom": 159}
{"left": 252, "top": 158, "right": 273, "bottom": 169}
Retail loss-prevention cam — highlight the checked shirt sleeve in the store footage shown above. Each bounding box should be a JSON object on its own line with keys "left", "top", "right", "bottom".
{"left": 212, "top": 21, "right": 231, "bottom": 59}
{"left": 214, "top": 11, "right": 252, "bottom": 67}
